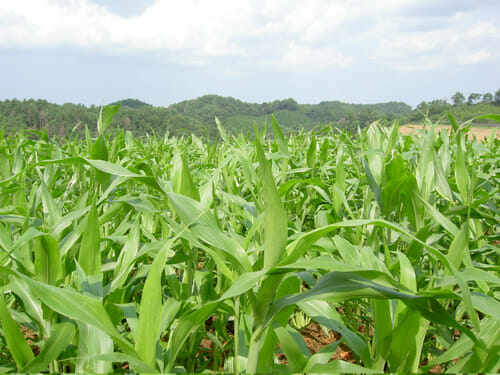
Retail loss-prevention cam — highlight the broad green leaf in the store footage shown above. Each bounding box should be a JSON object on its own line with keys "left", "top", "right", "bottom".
{"left": 454, "top": 132, "right": 470, "bottom": 203}
{"left": 271, "top": 115, "right": 289, "bottom": 157}
{"left": 0, "top": 293, "right": 34, "bottom": 370}
{"left": 135, "top": 242, "right": 170, "bottom": 368}
{"left": 1, "top": 268, "right": 137, "bottom": 357}
{"left": 33, "top": 234, "right": 61, "bottom": 285}
{"left": 333, "top": 236, "right": 360, "bottom": 266}
{"left": 298, "top": 300, "right": 371, "bottom": 366}
{"left": 255, "top": 136, "right": 287, "bottom": 269}
{"left": 166, "top": 192, "right": 251, "bottom": 272}
{"left": 215, "top": 116, "right": 229, "bottom": 143}
{"left": 116, "top": 303, "right": 138, "bottom": 340}
{"left": 219, "top": 270, "right": 267, "bottom": 300}
{"left": 273, "top": 324, "right": 309, "bottom": 372}
{"left": 306, "top": 137, "right": 316, "bottom": 168}
{"left": 389, "top": 309, "right": 429, "bottom": 373}
{"left": 447, "top": 112, "right": 460, "bottom": 132}
{"left": 470, "top": 292, "right": 500, "bottom": 320}
{"left": 476, "top": 114, "right": 500, "bottom": 122}
{"left": 35, "top": 157, "right": 166, "bottom": 194}
{"left": 9, "top": 277, "right": 47, "bottom": 335}
{"left": 304, "top": 359, "right": 378, "bottom": 373}
{"left": 281, "top": 218, "right": 480, "bottom": 331}
{"left": 78, "top": 204, "right": 100, "bottom": 276}
{"left": 21, "top": 323, "right": 75, "bottom": 373}
{"left": 417, "top": 195, "right": 459, "bottom": 236}
{"left": 172, "top": 151, "right": 200, "bottom": 201}
{"left": 114, "top": 218, "right": 140, "bottom": 282}
{"left": 91, "top": 353, "right": 156, "bottom": 373}
{"left": 363, "top": 157, "right": 382, "bottom": 209}
{"left": 447, "top": 224, "right": 469, "bottom": 271}
{"left": 165, "top": 301, "right": 221, "bottom": 372}
{"left": 97, "top": 104, "right": 120, "bottom": 134}
{"left": 40, "top": 183, "right": 61, "bottom": 228}
{"left": 371, "top": 298, "right": 393, "bottom": 370}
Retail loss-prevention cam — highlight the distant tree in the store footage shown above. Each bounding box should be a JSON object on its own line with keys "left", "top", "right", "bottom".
{"left": 482, "top": 93, "right": 493, "bottom": 103}
{"left": 467, "top": 93, "right": 482, "bottom": 105}
{"left": 451, "top": 92, "right": 465, "bottom": 106}
{"left": 109, "top": 98, "right": 151, "bottom": 108}
{"left": 494, "top": 89, "right": 500, "bottom": 105}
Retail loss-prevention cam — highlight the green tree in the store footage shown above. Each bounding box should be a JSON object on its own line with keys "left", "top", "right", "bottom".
{"left": 467, "top": 93, "right": 482, "bottom": 105}
{"left": 451, "top": 92, "right": 465, "bottom": 106}
{"left": 481, "top": 93, "right": 493, "bottom": 103}
{"left": 494, "top": 89, "right": 500, "bottom": 105}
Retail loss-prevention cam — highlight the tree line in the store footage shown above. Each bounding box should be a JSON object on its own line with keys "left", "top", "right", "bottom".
{"left": 451, "top": 89, "right": 500, "bottom": 106}
{"left": 1, "top": 92, "right": 499, "bottom": 139}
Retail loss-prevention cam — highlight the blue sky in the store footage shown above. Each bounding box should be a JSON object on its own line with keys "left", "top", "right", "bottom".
{"left": 1, "top": 0, "right": 499, "bottom": 107}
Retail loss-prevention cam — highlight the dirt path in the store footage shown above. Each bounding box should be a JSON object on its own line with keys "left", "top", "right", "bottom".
{"left": 400, "top": 124, "right": 499, "bottom": 141}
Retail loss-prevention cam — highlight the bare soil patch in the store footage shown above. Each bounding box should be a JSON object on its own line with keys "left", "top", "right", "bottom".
{"left": 277, "top": 322, "right": 354, "bottom": 365}
{"left": 400, "top": 124, "right": 499, "bottom": 141}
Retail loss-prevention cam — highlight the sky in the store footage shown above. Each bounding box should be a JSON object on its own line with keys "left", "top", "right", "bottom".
{"left": 0, "top": 0, "right": 499, "bottom": 108}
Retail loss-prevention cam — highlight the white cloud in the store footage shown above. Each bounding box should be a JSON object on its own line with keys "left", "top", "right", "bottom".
{"left": 0, "top": 0, "right": 499, "bottom": 72}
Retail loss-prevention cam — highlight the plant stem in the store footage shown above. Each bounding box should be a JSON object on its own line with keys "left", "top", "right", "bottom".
{"left": 234, "top": 297, "right": 240, "bottom": 374}
{"left": 247, "top": 325, "right": 264, "bottom": 374}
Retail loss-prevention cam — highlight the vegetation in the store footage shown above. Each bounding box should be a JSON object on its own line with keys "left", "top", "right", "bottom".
{"left": 1, "top": 91, "right": 499, "bottom": 139}
{"left": 0, "top": 107, "right": 499, "bottom": 373}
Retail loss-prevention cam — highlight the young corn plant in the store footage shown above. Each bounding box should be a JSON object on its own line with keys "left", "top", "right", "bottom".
{"left": 0, "top": 108, "right": 498, "bottom": 373}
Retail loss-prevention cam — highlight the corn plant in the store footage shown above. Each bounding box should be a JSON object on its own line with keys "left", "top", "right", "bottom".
{"left": 0, "top": 109, "right": 498, "bottom": 373}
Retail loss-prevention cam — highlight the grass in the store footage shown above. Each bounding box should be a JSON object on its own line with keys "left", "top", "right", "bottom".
{"left": 0, "top": 110, "right": 499, "bottom": 373}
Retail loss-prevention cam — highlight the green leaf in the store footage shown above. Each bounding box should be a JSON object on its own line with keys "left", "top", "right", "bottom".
{"left": 1, "top": 268, "right": 137, "bottom": 357}
{"left": 454, "top": 132, "right": 470, "bottom": 203}
{"left": 92, "top": 353, "right": 156, "bottom": 373}
{"left": 298, "top": 300, "right": 371, "bottom": 366}
{"left": 215, "top": 116, "right": 229, "bottom": 143}
{"left": 35, "top": 157, "right": 166, "bottom": 194}
{"left": 172, "top": 151, "right": 200, "bottom": 201}
{"left": 9, "top": 277, "right": 47, "bottom": 335}
{"left": 165, "top": 301, "right": 221, "bottom": 372}
{"left": 281, "top": 218, "right": 479, "bottom": 332}
{"left": 447, "top": 112, "right": 460, "bottom": 132}
{"left": 306, "top": 137, "right": 316, "bottom": 168}
{"left": 304, "top": 359, "right": 378, "bottom": 373}
{"left": 0, "top": 293, "right": 35, "bottom": 370}
{"left": 476, "top": 114, "right": 500, "bottom": 122}
{"left": 219, "top": 270, "right": 267, "bottom": 300}
{"left": 40, "top": 183, "right": 61, "bottom": 228}
{"left": 470, "top": 293, "right": 500, "bottom": 320}
{"left": 255, "top": 135, "right": 287, "bottom": 269}
{"left": 389, "top": 308, "right": 429, "bottom": 372}
{"left": 363, "top": 157, "right": 382, "bottom": 209}
{"left": 135, "top": 242, "right": 170, "bottom": 368}
{"left": 97, "top": 104, "right": 120, "bottom": 135}
{"left": 417, "top": 195, "right": 459, "bottom": 236}
{"left": 78, "top": 204, "right": 100, "bottom": 276}
{"left": 447, "top": 224, "right": 468, "bottom": 270}
{"left": 273, "top": 324, "right": 309, "bottom": 372}
{"left": 371, "top": 299, "right": 392, "bottom": 370}
{"left": 271, "top": 116, "right": 289, "bottom": 157}
{"left": 34, "top": 235, "right": 61, "bottom": 285}
{"left": 21, "top": 323, "right": 75, "bottom": 373}
{"left": 166, "top": 192, "right": 251, "bottom": 273}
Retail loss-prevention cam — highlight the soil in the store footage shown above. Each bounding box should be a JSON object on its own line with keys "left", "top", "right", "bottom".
{"left": 277, "top": 322, "right": 354, "bottom": 364}
{"left": 20, "top": 325, "right": 40, "bottom": 356}
{"left": 399, "top": 124, "right": 500, "bottom": 141}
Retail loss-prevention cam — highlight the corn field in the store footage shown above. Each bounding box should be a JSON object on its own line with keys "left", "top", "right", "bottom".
{"left": 0, "top": 108, "right": 499, "bottom": 373}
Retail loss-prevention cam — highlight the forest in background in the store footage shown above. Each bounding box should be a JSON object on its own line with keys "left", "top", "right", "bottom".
{"left": 1, "top": 90, "right": 499, "bottom": 138}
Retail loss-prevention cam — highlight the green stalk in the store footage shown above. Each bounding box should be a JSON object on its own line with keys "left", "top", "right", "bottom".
{"left": 234, "top": 297, "right": 240, "bottom": 374}
{"left": 247, "top": 325, "right": 264, "bottom": 374}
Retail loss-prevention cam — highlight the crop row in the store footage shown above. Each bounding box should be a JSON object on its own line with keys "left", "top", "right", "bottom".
{"left": 0, "top": 109, "right": 499, "bottom": 373}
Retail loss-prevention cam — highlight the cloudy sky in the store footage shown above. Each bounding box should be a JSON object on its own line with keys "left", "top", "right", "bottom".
{"left": 1, "top": 0, "right": 499, "bottom": 107}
